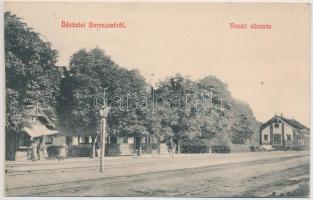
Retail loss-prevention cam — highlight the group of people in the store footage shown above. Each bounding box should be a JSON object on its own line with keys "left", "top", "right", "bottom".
{"left": 149, "top": 136, "right": 177, "bottom": 158}
{"left": 29, "top": 139, "right": 48, "bottom": 161}
{"left": 29, "top": 139, "right": 68, "bottom": 161}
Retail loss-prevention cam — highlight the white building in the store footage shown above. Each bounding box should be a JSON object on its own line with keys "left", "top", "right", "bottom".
{"left": 260, "top": 114, "right": 310, "bottom": 150}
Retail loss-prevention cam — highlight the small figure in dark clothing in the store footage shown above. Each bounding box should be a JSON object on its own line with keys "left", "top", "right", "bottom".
{"left": 36, "top": 139, "right": 42, "bottom": 160}
{"left": 31, "top": 140, "right": 37, "bottom": 161}
{"left": 152, "top": 137, "right": 158, "bottom": 156}
{"left": 95, "top": 141, "right": 100, "bottom": 157}
{"left": 166, "top": 137, "right": 176, "bottom": 158}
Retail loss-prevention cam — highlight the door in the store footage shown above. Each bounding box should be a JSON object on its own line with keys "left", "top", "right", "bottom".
{"left": 273, "top": 134, "right": 282, "bottom": 145}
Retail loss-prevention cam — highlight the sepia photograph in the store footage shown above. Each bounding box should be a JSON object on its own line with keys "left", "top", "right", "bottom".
{"left": 3, "top": 2, "right": 310, "bottom": 198}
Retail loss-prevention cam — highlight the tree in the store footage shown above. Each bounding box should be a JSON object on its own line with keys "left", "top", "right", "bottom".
{"left": 230, "top": 101, "right": 259, "bottom": 145}
{"left": 155, "top": 74, "right": 259, "bottom": 153}
{"left": 156, "top": 75, "right": 200, "bottom": 152}
{"left": 5, "top": 12, "right": 61, "bottom": 160}
{"left": 57, "top": 48, "right": 150, "bottom": 156}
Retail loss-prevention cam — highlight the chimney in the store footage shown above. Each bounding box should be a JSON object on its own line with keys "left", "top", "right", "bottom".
{"left": 280, "top": 113, "right": 283, "bottom": 118}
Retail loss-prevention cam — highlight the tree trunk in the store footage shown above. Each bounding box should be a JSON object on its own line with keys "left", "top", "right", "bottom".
{"left": 5, "top": 129, "right": 17, "bottom": 161}
{"left": 137, "top": 136, "right": 142, "bottom": 156}
{"left": 90, "top": 136, "right": 96, "bottom": 158}
{"left": 177, "top": 139, "right": 181, "bottom": 154}
{"left": 208, "top": 140, "right": 212, "bottom": 153}
{"left": 157, "top": 139, "right": 160, "bottom": 155}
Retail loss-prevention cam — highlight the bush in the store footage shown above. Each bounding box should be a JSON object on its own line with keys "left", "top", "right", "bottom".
{"left": 107, "top": 144, "right": 121, "bottom": 156}
{"left": 47, "top": 146, "right": 68, "bottom": 158}
{"left": 68, "top": 145, "right": 80, "bottom": 157}
{"left": 68, "top": 145, "right": 92, "bottom": 157}
{"left": 181, "top": 138, "right": 231, "bottom": 153}
{"left": 211, "top": 145, "right": 230, "bottom": 153}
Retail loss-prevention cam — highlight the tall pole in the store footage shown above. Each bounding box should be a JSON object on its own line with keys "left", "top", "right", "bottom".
{"left": 100, "top": 110, "right": 105, "bottom": 172}
{"left": 99, "top": 89, "right": 109, "bottom": 173}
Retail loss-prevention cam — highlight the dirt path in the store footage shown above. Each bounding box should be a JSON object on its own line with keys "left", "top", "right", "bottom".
{"left": 6, "top": 151, "right": 309, "bottom": 197}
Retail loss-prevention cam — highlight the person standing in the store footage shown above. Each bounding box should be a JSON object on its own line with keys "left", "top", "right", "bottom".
{"left": 31, "top": 140, "right": 37, "bottom": 161}
{"left": 36, "top": 139, "right": 42, "bottom": 160}
{"left": 167, "top": 137, "right": 176, "bottom": 158}
{"left": 95, "top": 140, "right": 100, "bottom": 157}
{"left": 152, "top": 137, "right": 157, "bottom": 156}
{"left": 157, "top": 137, "right": 161, "bottom": 155}
{"left": 42, "top": 145, "right": 48, "bottom": 160}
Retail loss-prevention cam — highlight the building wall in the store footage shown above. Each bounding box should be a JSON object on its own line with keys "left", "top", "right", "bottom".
{"left": 72, "top": 136, "right": 79, "bottom": 145}
{"left": 261, "top": 126, "right": 271, "bottom": 144}
{"left": 273, "top": 122, "right": 282, "bottom": 134}
{"left": 284, "top": 125, "right": 293, "bottom": 141}
{"left": 260, "top": 118, "right": 308, "bottom": 149}
{"left": 272, "top": 122, "right": 283, "bottom": 145}
{"left": 293, "top": 132, "right": 310, "bottom": 150}
{"left": 51, "top": 135, "right": 66, "bottom": 146}
{"left": 261, "top": 120, "right": 295, "bottom": 146}
{"left": 284, "top": 124, "right": 294, "bottom": 148}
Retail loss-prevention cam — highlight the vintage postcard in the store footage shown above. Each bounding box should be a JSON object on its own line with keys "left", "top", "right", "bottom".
{"left": 3, "top": 1, "right": 310, "bottom": 198}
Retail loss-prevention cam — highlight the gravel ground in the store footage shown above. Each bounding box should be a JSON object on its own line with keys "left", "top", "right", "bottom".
{"left": 5, "top": 151, "right": 309, "bottom": 197}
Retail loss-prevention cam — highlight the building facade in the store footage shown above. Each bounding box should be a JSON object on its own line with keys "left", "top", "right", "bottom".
{"left": 260, "top": 114, "right": 310, "bottom": 150}
{"left": 15, "top": 105, "right": 65, "bottom": 160}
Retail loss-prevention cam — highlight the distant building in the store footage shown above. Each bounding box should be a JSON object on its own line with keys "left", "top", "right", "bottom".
{"left": 62, "top": 131, "right": 167, "bottom": 157}
{"left": 15, "top": 105, "right": 65, "bottom": 160}
{"left": 260, "top": 114, "right": 310, "bottom": 150}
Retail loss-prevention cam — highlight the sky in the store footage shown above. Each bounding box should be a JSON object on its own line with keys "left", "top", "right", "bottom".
{"left": 5, "top": 2, "right": 310, "bottom": 126}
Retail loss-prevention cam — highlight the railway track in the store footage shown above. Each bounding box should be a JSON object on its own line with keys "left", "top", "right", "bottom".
{"left": 6, "top": 154, "right": 309, "bottom": 197}
{"left": 169, "top": 164, "right": 309, "bottom": 197}
{"left": 6, "top": 160, "right": 165, "bottom": 176}
{"left": 7, "top": 159, "right": 236, "bottom": 196}
{"left": 7, "top": 153, "right": 308, "bottom": 176}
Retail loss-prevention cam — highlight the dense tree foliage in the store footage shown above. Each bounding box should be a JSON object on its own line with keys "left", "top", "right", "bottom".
{"left": 5, "top": 11, "right": 61, "bottom": 131}
{"left": 6, "top": 12, "right": 260, "bottom": 158}
{"left": 154, "top": 75, "right": 259, "bottom": 151}
{"left": 57, "top": 48, "right": 150, "bottom": 140}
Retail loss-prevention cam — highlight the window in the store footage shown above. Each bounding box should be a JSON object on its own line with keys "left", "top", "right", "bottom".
{"left": 287, "top": 135, "right": 292, "bottom": 141}
{"left": 45, "top": 136, "right": 53, "bottom": 144}
{"left": 264, "top": 135, "right": 268, "bottom": 141}
{"left": 274, "top": 122, "right": 279, "bottom": 128}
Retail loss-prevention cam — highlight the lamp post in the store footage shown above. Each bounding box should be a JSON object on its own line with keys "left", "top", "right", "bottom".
{"left": 99, "top": 97, "right": 109, "bottom": 173}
